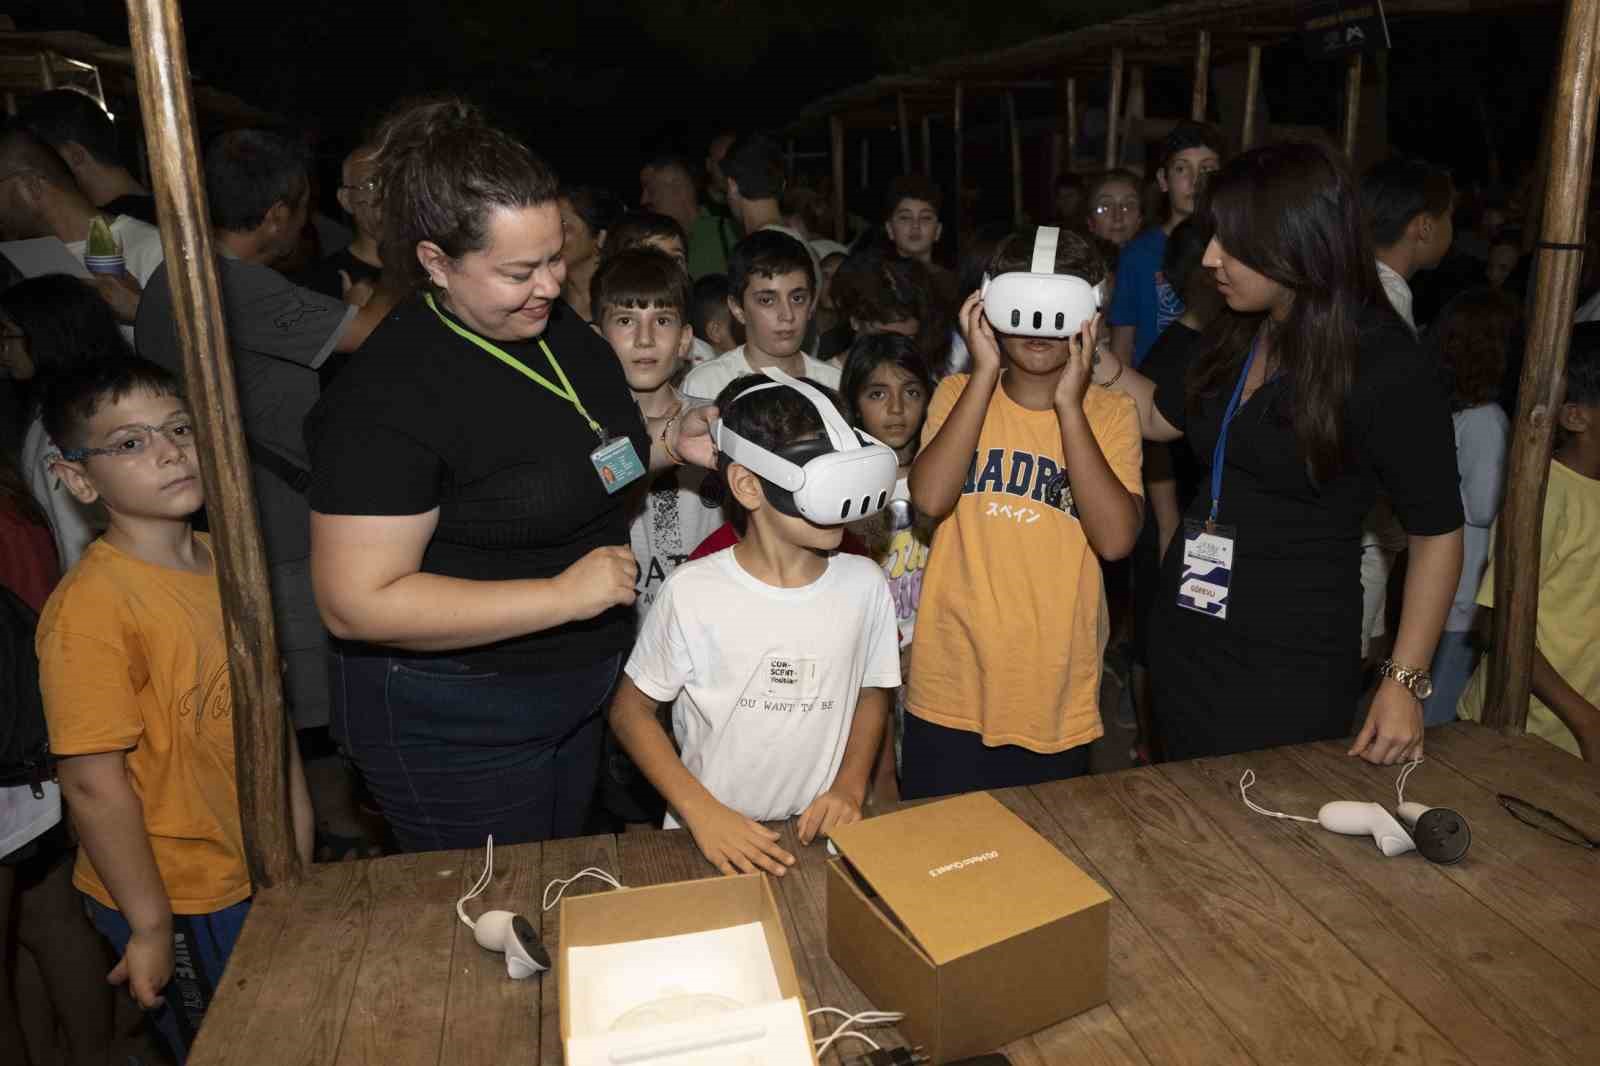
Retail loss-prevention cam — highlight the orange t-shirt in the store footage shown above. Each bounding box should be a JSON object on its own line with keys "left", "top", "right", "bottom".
{"left": 906, "top": 375, "right": 1142, "bottom": 753}
{"left": 37, "top": 536, "right": 249, "bottom": 914}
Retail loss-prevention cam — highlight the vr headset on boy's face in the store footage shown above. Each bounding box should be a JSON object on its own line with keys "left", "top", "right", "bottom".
{"left": 713, "top": 368, "right": 900, "bottom": 526}
{"left": 980, "top": 226, "right": 1105, "bottom": 338}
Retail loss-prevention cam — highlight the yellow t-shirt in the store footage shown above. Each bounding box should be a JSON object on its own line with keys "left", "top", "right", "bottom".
{"left": 905, "top": 375, "right": 1143, "bottom": 752}
{"left": 1458, "top": 459, "right": 1600, "bottom": 755}
{"left": 37, "top": 536, "right": 249, "bottom": 914}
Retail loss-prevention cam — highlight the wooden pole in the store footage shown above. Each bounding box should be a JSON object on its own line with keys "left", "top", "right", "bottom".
{"left": 954, "top": 82, "right": 965, "bottom": 258}
{"left": 830, "top": 114, "right": 846, "bottom": 242}
{"left": 1485, "top": 0, "right": 1600, "bottom": 734}
{"left": 860, "top": 135, "right": 870, "bottom": 190}
{"left": 1242, "top": 44, "right": 1262, "bottom": 150}
{"left": 921, "top": 113, "right": 932, "bottom": 177}
{"left": 1192, "top": 31, "right": 1211, "bottom": 121}
{"left": 1106, "top": 49, "right": 1124, "bottom": 169}
{"left": 1343, "top": 51, "right": 1364, "bottom": 160}
{"left": 898, "top": 93, "right": 912, "bottom": 175}
{"left": 37, "top": 51, "right": 55, "bottom": 90}
{"left": 1123, "top": 64, "right": 1146, "bottom": 171}
{"left": 124, "top": 0, "right": 298, "bottom": 889}
{"left": 1067, "top": 76, "right": 1079, "bottom": 173}
{"left": 1007, "top": 91, "right": 1024, "bottom": 227}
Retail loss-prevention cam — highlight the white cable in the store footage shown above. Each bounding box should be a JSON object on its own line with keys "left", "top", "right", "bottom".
{"left": 816, "top": 1028, "right": 881, "bottom": 1057}
{"left": 456, "top": 834, "right": 496, "bottom": 930}
{"left": 1239, "top": 770, "right": 1319, "bottom": 824}
{"left": 542, "top": 867, "right": 624, "bottom": 911}
{"left": 808, "top": 1008, "right": 904, "bottom": 1059}
{"left": 1396, "top": 755, "right": 1424, "bottom": 808}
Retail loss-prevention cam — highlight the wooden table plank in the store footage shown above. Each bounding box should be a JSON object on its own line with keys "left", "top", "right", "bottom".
{"left": 537, "top": 833, "right": 621, "bottom": 1065}
{"left": 332, "top": 850, "right": 465, "bottom": 1066}
{"left": 195, "top": 860, "right": 371, "bottom": 1066}
{"left": 441, "top": 842, "right": 543, "bottom": 1066}
{"left": 992, "top": 787, "right": 1253, "bottom": 1066}
{"left": 1289, "top": 738, "right": 1600, "bottom": 992}
{"left": 614, "top": 824, "right": 708, "bottom": 887}
{"left": 185, "top": 870, "right": 312, "bottom": 1066}
{"left": 1427, "top": 723, "right": 1600, "bottom": 827}
{"left": 1032, "top": 769, "right": 1468, "bottom": 1066}
{"left": 1164, "top": 748, "right": 1600, "bottom": 1066}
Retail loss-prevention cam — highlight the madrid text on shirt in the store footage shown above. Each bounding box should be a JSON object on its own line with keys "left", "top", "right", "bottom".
{"left": 961, "top": 446, "right": 1078, "bottom": 519}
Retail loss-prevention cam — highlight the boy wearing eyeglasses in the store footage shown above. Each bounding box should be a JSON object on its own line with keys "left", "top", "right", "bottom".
{"left": 34, "top": 358, "right": 313, "bottom": 1063}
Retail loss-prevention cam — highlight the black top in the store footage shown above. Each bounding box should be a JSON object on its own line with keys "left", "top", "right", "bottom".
{"left": 102, "top": 193, "right": 158, "bottom": 226}
{"left": 1138, "top": 321, "right": 1204, "bottom": 513}
{"left": 1149, "top": 309, "right": 1463, "bottom": 650}
{"left": 305, "top": 296, "right": 648, "bottom": 673}
{"left": 295, "top": 247, "right": 382, "bottom": 302}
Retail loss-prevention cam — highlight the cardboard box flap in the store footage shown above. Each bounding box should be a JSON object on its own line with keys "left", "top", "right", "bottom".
{"left": 828, "top": 792, "right": 1110, "bottom": 966}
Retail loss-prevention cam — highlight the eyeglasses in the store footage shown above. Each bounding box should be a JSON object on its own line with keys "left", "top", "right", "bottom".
{"left": 59, "top": 420, "right": 196, "bottom": 462}
{"left": 1498, "top": 793, "right": 1598, "bottom": 848}
{"left": 1093, "top": 202, "right": 1140, "bottom": 218}
{"left": 340, "top": 179, "right": 380, "bottom": 199}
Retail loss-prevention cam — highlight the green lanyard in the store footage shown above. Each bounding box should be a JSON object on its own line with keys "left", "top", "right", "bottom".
{"left": 426, "top": 293, "right": 604, "bottom": 441}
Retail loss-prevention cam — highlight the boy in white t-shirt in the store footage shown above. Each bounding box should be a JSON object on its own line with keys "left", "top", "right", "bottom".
{"left": 609, "top": 373, "right": 900, "bottom": 876}
{"left": 592, "top": 248, "right": 724, "bottom": 617}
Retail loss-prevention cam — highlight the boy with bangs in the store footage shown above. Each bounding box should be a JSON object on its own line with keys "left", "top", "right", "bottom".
{"left": 907, "top": 227, "right": 1144, "bottom": 797}
{"left": 681, "top": 229, "right": 839, "bottom": 401}
{"left": 592, "top": 248, "right": 724, "bottom": 615}
{"left": 35, "top": 359, "right": 312, "bottom": 1061}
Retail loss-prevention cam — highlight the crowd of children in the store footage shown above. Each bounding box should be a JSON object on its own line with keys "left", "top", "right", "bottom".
{"left": 1, "top": 88, "right": 1598, "bottom": 1066}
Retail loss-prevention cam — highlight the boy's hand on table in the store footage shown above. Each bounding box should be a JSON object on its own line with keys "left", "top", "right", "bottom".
{"left": 797, "top": 788, "right": 862, "bottom": 845}
{"left": 685, "top": 800, "right": 796, "bottom": 877}
{"left": 110, "top": 926, "right": 172, "bottom": 1010}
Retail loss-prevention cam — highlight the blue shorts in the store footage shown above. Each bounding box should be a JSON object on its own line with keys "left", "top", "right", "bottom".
{"left": 85, "top": 895, "right": 251, "bottom": 1064}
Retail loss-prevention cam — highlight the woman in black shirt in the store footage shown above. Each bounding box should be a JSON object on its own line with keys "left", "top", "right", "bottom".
{"left": 305, "top": 100, "right": 714, "bottom": 850}
{"left": 1096, "top": 141, "right": 1463, "bottom": 764}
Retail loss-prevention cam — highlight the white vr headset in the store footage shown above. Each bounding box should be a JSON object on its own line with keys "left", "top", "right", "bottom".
{"left": 980, "top": 226, "right": 1105, "bottom": 338}
{"left": 713, "top": 368, "right": 900, "bottom": 526}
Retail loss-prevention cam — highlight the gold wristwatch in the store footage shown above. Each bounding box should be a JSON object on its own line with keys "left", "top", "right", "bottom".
{"left": 1378, "top": 659, "right": 1434, "bottom": 701}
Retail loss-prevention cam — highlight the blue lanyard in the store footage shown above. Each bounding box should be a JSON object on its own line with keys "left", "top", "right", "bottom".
{"left": 1208, "top": 336, "right": 1262, "bottom": 530}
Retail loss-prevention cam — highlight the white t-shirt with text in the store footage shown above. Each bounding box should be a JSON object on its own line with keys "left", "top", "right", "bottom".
{"left": 680, "top": 345, "right": 841, "bottom": 402}
{"left": 626, "top": 549, "right": 900, "bottom": 826}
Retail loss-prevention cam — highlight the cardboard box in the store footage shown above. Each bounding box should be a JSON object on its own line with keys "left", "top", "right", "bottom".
{"left": 559, "top": 873, "right": 821, "bottom": 1065}
{"left": 827, "top": 791, "right": 1111, "bottom": 1063}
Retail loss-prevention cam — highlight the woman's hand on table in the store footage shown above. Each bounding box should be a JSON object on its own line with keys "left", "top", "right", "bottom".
{"left": 555, "top": 546, "right": 638, "bottom": 621}
{"left": 1349, "top": 682, "right": 1424, "bottom": 765}
{"left": 682, "top": 799, "right": 796, "bottom": 877}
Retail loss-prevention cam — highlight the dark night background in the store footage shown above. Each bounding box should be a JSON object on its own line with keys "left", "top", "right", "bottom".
{"left": 10, "top": 1, "right": 1564, "bottom": 222}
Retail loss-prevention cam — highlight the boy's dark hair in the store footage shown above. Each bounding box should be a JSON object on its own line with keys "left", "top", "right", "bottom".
{"left": 1163, "top": 216, "right": 1214, "bottom": 297}
{"left": 41, "top": 358, "right": 183, "bottom": 452}
{"left": 987, "top": 225, "right": 1107, "bottom": 287}
{"left": 1360, "top": 155, "right": 1454, "bottom": 249}
{"left": 205, "top": 128, "right": 311, "bottom": 233}
{"left": 885, "top": 174, "right": 943, "bottom": 218}
{"left": 1558, "top": 321, "right": 1600, "bottom": 450}
{"left": 839, "top": 333, "right": 933, "bottom": 430}
{"left": 1158, "top": 120, "right": 1226, "bottom": 172}
{"left": 1427, "top": 287, "right": 1518, "bottom": 412}
{"left": 727, "top": 228, "right": 816, "bottom": 301}
{"left": 16, "top": 88, "right": 122, "bottom": 167}
{"left": 722, "top": 134, "right": 785, "bottom": 202}
{"left": 646, "top": 153, "right": 701, "bottom": 191}
{"left": 590, "top": 247, "right": 691, "bottom": 321}
{"left": 714, "top": 373, "right": 832, "bottom": 531}
{"left": 0, "top": 275, "right": 131, "bottom": 388}
{"left": 606, "top": 211, "right": 689, "bottom": 256}
{"left": 561, "top": 185, "right": 621, "bottom": 239}
{"left": 691, "top": 274, "right": 733, "bottom": 337}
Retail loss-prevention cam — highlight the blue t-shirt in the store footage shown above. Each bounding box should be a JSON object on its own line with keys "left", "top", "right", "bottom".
{"left": 1108, "top": 227, "right": 1184, "bottom": 367}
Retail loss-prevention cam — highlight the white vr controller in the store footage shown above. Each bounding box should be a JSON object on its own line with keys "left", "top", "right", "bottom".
{"left": 979, "top": 226, "right": 1106, "bottom": 339}
{"left": 1241, "top": 765, "right": 1472, "bottom": 865}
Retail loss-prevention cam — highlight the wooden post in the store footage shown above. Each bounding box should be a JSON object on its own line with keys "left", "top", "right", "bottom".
{"left": 784, "top": 137, "right": 796, "bottom": 179}
{"left": 860, "top": 135, "right": 870, "bottom": 190}
{"left": 1192, "top": 31, "right": 1211, "bottom": 120}
{"left": 1124, "top": 65, "right": 1146, "bottom": 171}
{"left": 897, "top": 93, "right": 912, "bottom": 175}
{"left": 1007, "top": 91, "right": 1024, "bottom": 227}
{"left": 921, "top": 113, "right": 932, "bottom": 177}
{"left": 1485, "top": 0, "right": 1600, "bottom": 733}
{"left": 1067, "top": 76, "right": 1079, "bottom": 173}
{"left": 1242, "top": 44, "right": 1262, "bottom": 150}
{"left": 954, "top": 82, "right": 965, "bottom": 258}
{"left": 1343, "top": 51, "right": 1364, "bottom": 160}
{"left": 124, "top": 0, "right": 299, "bottom": 888}
{"left": 1106, "top": 49, "right": 1124, "bottom": 169}
{"left": 830, "top": 114, "right": 846, "bottom": 242}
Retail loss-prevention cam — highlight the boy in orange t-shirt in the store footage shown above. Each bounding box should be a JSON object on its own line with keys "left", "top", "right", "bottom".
{"left": 36, "top": 359, "right": 313, "bottom": 1062}
{"left": 905, "top": 228, "right": 1143, "bottom": 797}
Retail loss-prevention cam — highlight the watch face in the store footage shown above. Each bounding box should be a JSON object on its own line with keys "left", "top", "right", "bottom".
{"left": 1415, "top": 677, "right": 1434, "bottom": 700}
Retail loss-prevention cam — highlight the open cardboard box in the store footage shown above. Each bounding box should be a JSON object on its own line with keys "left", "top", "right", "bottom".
{"left": 827, "top": 791, "right": 1112, "bottom": 1063}
{"left": 559, "top": 873, "right": 821, "bottom": 1065}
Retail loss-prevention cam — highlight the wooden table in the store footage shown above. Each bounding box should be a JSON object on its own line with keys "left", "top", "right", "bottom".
{"left": 189, "top": 723, "right": 1600, "bottom": 1065}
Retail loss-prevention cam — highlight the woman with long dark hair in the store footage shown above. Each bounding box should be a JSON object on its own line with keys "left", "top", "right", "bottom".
{"left": 305, "top": 99, "right": 716, "bottom": 850}
{"left": 1096, "top": 141, "right": 1464, "bottom": 763}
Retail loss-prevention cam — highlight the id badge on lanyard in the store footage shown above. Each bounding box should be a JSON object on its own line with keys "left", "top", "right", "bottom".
{"left": 1178, "top": 336, "right": 1259, "bottom": 620}
{"left": 590, "top": 435, "right": 645, "bottom": 494}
